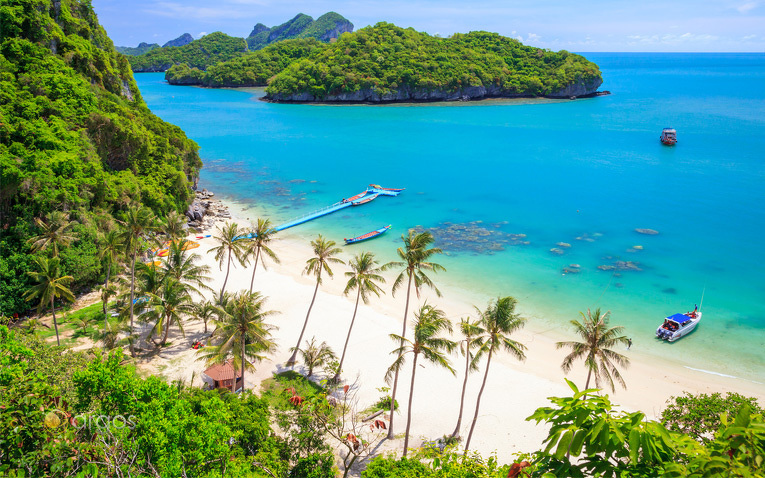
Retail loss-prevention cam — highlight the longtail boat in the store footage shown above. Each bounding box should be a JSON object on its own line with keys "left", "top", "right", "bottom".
{"left": 343, "top": 191, "right": 368, "bottom": 203}
{"left": 660, "top": 128, "right": 677, "bottom": 145}
{"left": 345, "top": 225, "right": 391, "bottom": 245}
{"left": 369, "top": 184, "right": 405, "bottom": 192}
{"left": 352, "top": 193, "right": 378, "bottom": 205}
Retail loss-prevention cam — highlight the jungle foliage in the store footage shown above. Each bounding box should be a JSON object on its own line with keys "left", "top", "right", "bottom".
{"left": 128, "top": 31, "right": 248, "bottom": 72}
{"left": 165, "top": 38, "right": 324, "bottom": 87}
{"left": 0, "top": 0, "right": 202, "bottom": 316}
{"left": 265, "top": 22, "right": 602, "bottom": 100}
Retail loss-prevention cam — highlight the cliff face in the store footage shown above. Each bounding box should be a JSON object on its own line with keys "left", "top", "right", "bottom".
{"left": 547, "top": 77, "right": 603, "bottom": 98}
{"left": 249, "top": 23, "right": 269, "bottom": 37}
{"left": 163, "top": 33, "right": 194, "bottom": 48}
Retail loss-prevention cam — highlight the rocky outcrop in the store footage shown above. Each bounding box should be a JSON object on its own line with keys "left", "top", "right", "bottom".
{"left": 248, "top": 23, "right": 269, "bottom": 37}
{"left": 163, "top": 33, "right": 194, "bottom": 48}
{"left": 267, "top": 81, "right": 602, "bottom": 103}
{"left": 186, "top": 189, "right": 231, "bottom": 231}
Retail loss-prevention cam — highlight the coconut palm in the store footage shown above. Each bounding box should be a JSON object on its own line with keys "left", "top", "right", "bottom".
{"left": 464, "top": 297, "right": 527, "bottom": 453}
{"left": 556, "top": 308, "right": 630, "bottom": 392}
{"left": 286, "top": 235, "right": 344, "bottom": 366}
{"left": 159, "top": 210, "right": 187, "bottom": 242}
{"left": 97, "top": 229, "right": 124, "bottom": 317}
{"left": 290, "top": 336, "right": 337, "bottom": 378}
{"left": 199, "top": 291, "right": 278, "bottom": 392}
{"left": 26, "top": 211, "right": 78, "bottom": 257}
{"left": 450, "top": 317, "right": 485, "bottom": 439}
{"left": 143, "top": 278, "right": 196, "bottom": 346}
{"left": 194, "top": 300, "right": 220, "bottom": 334}
{"left": 382, "top": 230, "right": 445, "bottom": 439}
{"left": 23, "top": 256, "right": 75, "bottom": 346}
{"left": 334, "top": 251, "right": 385, "bottom": 382}
{"left": 208, "top": 222, "right": 248, "bottom": 301}
{"left": 163, "top": 239, "right": 212, "bottom": 297}
{"left": 244, "top": 218, "right": 280, "bottom": 293}
{"left": 385, "top": 304, "right": 456, "bottom": 457}
{"left": 118, "top": 205, "right": 156, "bottom": 357}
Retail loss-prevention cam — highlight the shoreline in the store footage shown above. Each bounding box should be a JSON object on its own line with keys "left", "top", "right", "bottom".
{"left": 163, "top": 192, "right": 765, "bottom": 463}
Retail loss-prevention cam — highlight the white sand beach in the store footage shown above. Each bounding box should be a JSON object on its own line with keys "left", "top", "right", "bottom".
{"left": 142, "top": 200, "right": 765, "bottom": 466}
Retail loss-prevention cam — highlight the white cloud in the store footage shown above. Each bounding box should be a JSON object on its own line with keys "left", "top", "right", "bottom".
{"left": 198, "top": 31, "right": 208, "bottom": 37}
{"left": 736, "top": 1, "right": 759, "bottom": 13}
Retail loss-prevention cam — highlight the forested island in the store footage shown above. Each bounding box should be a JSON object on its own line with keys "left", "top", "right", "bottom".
{"left": 128, "top": 12, "right": 353, "bottom": 73}
{"left": 164, "top": 23, "right": 603, "bottom": 102}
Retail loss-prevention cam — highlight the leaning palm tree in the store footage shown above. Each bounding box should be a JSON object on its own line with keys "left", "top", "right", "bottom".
{"left": 118, "top": 205, "right": 156, "bottom": 357}
{"left": 23, "top": 257, "right": 75, "bottom": 346}
{"left": 198, "top": 291, "right": 278, "bottom": 392}
{"left": 208, "top": 222, "right": 248, "bottom": 301}
{"left": 143, "top": 278, "right": 196, "bottom": 346}
{"left": 382, "top": 230, "right": 445, "bottom": 439}
{"left": 386, "top": 304, "right": 456, "bottom": 457}
{"left": 244, "top": 218, "right": 280, "bottom": 293}
{"left": 556, "top": 308, "right": 630, "bottom": 392}
{"left": 450, "top": 317, "right": 485, "bottom": 439}
{"left": 26, "top": 211, "right": 77, "bottom": 257}
{"left": 163, "top": 239, "right": 212, "bottom": 297}
{"left": 194, "top": 300, "right": 221, "bottom": 334}
{"left": 290, "top": 336, "right": 337, "bottom": 378}
{"left": 97, "top": 229, "right": 124, "bottom": 317}
{"left": 334, "top": 251, "right": 385, "bottom": 382}
{"left": 286, "top": 235, "right": 344, "bottom": 366}
{"left": 464, "top": 297, "right": 527, "bottom": 453}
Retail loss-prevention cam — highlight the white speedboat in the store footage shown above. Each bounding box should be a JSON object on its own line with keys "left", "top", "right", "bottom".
{"left": 656, "top": 308, "right": 701, "bottom": 342}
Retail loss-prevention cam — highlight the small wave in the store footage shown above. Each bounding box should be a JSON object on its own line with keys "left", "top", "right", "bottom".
{"left": 684, "top": 366, "right": 737, "bottom": 379}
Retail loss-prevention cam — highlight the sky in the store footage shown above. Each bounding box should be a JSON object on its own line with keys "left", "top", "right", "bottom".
{"left": 92, "top": 0, "right": 765, "bottom": 52}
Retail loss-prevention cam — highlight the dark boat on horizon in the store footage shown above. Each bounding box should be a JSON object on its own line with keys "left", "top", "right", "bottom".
{"left": 660, "top": 128, "right": 677, "bottom": 145}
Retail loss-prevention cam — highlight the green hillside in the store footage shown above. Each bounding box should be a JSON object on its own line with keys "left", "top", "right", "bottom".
{"left": 265, "top": 23, "right": 603, "bottom": 102}
{"left": 166, "top": 38, "right": 324, "bottom": 87}
{"left": 0, "top": 0, "right": 201, "bottom": 315}
{"left": 246, "top": 12, "right": 353, "bottom": 50}
{"left": 116, "top": 42, "right": 159, "bottom": 56}
{"left": 128, "top": 32, "right": 247, "bottom": 72}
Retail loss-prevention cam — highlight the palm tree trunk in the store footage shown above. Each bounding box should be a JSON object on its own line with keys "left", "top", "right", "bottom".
{"left": 220, "top": 248, "right": 232, "bottom": 302}
{"left": 51, "top": 296, "right": 60, "bottom": 346}
{"left": 240, "top": 335, "right": 246, "bottom": 392}
{"left": 287, "top": 277, "right": 321, "bottom": 366}
{"left": 464, "top": 347, "right": 493, "bottom": 453}
{"left": 387, "top": 271, "right": 414, "bottom": 439}
{"left": 402, "top": 352, "right": 418, "bottom": 457}
{"left": 249, "top": 247, "right": 260, "bottom": 293}
{"left": 129, "top": 248, "right": 137, "bottom": 357}
{"left": 334, "top": 287, "right": 361, "bottom": 382}
{"left": 160, "top": 313, "right": 171, "bottom": 345}
{"left": 451, "top": 344, "right": 471, "bottom": 438}
{"left": 584, "top": 368, "right": 592, "bottom": 389}
{"left": 102, "top": 259, "right": 111, "bottom": 317}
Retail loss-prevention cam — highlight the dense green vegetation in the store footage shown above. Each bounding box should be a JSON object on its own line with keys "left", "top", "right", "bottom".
{"left": 166, "top": 38, "right": 324, "bottom": 87}
{"left": 265, "top": 22, "right": 602, "bottom": 101}
{"left": 247, "top": 12, "right": 353, "bottom": 50}
{"left": 115, "top": 42, "right": 159, "bottom": 56}
{"left": 0, "top": 0, "right": 201, "bottom": 316}
{"left": 128, "top": 31, "right": 247, "bottom": 72}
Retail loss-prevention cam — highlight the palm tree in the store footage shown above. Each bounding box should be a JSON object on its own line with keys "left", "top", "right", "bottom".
{"left": 163, "top": 239, "right": 212, "bottom": 297}
{"left": 244, "top": 218, "right": 280, "bottom": 293}
{"left": 385, "top": 304, "right": 456, "bottom": 457}
{"left": 159, "top": 210, "right": 187, "bottom": 241}
{"left": 194, "top": 300, "right": 220, "bottom": 334}
{"left": 118, "top": 205, "right": 156, "bottom": 357}
{"left": 97, "top": 229, "right": 124, "bottom": 317}
{"left": 382, "top": 230, "right": 445, "bottom": 439}
{"left": 464, "top": 297, "right": 527, "bottom": 453}
{"left": 26, "top": 211, "right": 78, "bottom": 257}
{"left": 198, "top": 291, "right": 278, "bottom": 392}
{"left": 143, "top": 278, "right": 196, "bottom": 346}
{"left": 286, "top": 235, "right": 344, "bottom": 366}
{"left": 556, "top": 308, "right": 630, "bottom": 392}
{"left": 290, "top": 336, "right": 337, "bottom": 378}
{"left": 23, "top": 257, "right": 75, "bottom": 346}
{"left": 334, "top": 251, "right": 385, "bottom": 382}
{"left": 208, "top": 222, "right": 248, "bottom": 301}
{"left": 450, "top": 317, "right": 485, "bottom": 439}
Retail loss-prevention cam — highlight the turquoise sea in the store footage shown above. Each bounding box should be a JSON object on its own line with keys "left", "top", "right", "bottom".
{"left": 135, "top": 53, "right": 765, "bottom": 383}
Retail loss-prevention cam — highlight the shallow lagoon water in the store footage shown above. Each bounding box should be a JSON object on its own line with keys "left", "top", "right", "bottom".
{"left": 136, "top": 53, "right": 765, "bottom": 382}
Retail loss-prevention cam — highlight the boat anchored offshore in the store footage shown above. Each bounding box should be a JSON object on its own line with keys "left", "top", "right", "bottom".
{"left": 345, "top": 225, "right": 391, "bottom": 245}
{"left": 656, "top": 306, "right": 701, "bottom": 342}
{"left": 660, "top": 128, "right": 677, "bottom": 145}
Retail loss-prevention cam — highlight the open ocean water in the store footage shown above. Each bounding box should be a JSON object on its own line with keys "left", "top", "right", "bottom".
{"left": 135, "top": 53, "right": 765, "bottom": 382}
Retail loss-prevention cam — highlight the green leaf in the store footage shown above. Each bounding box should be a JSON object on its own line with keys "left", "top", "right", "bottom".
{"left": 628, "top": 428, "right": 640, "bottom": 464}
{"left": 554, "top": 429, "right": 574, "bottom": 460}
{"left": 569, "top": 429, "right": 585, "bottom": 457}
